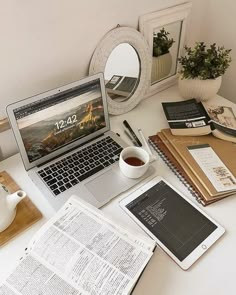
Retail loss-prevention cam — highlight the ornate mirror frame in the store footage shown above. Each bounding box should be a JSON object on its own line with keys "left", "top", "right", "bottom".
{"left": 139, "top": 2, "right": 192, "bottom": 96}
{"left": 89, "top": 26, "right": 152, "bottom": 115}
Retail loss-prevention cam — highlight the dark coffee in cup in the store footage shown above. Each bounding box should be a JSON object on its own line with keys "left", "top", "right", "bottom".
{"left": 124, "top": 157, "right": 144, "bottom": 166}
{"left": 119, "top": 147, "right": 150, "bottom": 178}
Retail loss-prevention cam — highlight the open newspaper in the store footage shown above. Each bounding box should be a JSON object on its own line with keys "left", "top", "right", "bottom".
{"left": 0, "top": 196, "right": 155, "bottom": 295}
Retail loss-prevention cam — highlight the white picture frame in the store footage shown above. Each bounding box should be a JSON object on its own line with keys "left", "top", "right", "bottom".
{"left": 139, "top": 2, "right": 192, "bottom": 96}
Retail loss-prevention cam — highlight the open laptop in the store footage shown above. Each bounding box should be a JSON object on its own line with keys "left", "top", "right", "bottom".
{"left": 7, "top": 73, "right": 153, "bottom": 210}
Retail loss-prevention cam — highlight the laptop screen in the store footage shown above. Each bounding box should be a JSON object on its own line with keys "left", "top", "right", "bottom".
{"left": 11, "top": 77, "right": 107, "bottom": 165}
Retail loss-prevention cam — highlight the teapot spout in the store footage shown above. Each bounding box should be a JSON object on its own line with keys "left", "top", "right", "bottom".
{"left": 7, "top": 190, "right": 26, "bottom": 211}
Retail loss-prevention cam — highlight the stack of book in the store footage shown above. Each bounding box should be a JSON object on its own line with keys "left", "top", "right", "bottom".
{"left": 149, "top": 129, "right": 236, "bottom": 205}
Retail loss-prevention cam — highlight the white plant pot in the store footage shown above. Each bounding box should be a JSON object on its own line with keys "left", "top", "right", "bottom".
{"left": 178, "top": 76, "right": 222, "bottom": 101}
{"left": 151, "top": 53, "right": 172, "bottom": 83}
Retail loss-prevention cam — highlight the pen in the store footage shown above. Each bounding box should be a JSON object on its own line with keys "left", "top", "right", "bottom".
{"left": 138, "top": 128, "right": 157, "bottom": 162}
{"left": 123, "top": 120, "right": 142, "bottom": 147}
{"left": 124, "top": 130, "right": 139, "bottom": 146}
{"left": 138, "top": 128, "right": 153, "bottom": 156}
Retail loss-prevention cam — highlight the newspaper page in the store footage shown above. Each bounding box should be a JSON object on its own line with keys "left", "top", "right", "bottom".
{"left": 0, "top": 196, "right": 154, "bottom": 295}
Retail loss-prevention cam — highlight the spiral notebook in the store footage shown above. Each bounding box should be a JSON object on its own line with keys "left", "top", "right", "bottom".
{"left": 148, "top": 129, "right": 236, "bottom": 205}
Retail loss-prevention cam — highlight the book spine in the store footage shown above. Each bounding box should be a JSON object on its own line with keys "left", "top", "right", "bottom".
{"left": 148, "top": 138, "right": 205, "bottom": 205}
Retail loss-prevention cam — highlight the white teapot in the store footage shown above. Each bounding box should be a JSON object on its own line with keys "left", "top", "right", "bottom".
{"left": 0, "top": 185, "right": 26, "bottom": 232}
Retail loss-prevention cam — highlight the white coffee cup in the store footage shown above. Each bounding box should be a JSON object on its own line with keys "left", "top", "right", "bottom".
{"left": 119, "top": 146, "right": 150, "bottom": 178}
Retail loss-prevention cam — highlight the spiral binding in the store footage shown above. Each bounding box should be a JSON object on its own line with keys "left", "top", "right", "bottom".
{"left": 148, "top": 138, "right": 204, "bottom": 204}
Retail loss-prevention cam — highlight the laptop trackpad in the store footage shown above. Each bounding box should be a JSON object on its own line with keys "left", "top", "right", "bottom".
{"left": 85, "top": 169, "right": 131, "bottom": 202}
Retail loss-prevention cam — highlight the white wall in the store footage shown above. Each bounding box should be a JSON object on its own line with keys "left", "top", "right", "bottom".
{"left": 0, "top": 0, "right": 191, "bottom": 159}
{"left": 0, "top": 0, "right": 188, "bottom": 109}
{"left": 185, "top": 0, "right": 236, "bottom": 103}
{"left": 1, "top": 1, "right": 236, "bottom": 160}
{"left": 185, "top": 0, "right": 209, "bottom": 45}
{"left": 201, "top": 0, "right": 236, "bottom": 103}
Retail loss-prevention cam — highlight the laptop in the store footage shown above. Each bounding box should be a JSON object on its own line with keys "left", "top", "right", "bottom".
{"left": 7, "top": 73, "right": 153, "bottom": 210}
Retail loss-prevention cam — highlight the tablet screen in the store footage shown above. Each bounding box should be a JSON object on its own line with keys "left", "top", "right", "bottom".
{"left": 125, "top": 180, "right": 217, "bottom": 261}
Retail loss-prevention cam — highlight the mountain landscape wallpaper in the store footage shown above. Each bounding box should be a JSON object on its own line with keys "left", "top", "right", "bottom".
{"left": 19, "top": 97, "right": 105, "bottom": 162}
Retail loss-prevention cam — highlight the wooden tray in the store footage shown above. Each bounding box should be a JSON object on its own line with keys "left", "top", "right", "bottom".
{"left": 0, "top": 171, "right": 42, "bottom": 246}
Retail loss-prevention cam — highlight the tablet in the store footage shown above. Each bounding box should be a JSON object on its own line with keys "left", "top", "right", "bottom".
{"left": 119, "top": 176, "right": 225, "bottom": 270}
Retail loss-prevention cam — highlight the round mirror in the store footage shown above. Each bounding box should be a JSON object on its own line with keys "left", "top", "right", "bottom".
{"left": 89, "top": 26, "right": 151, "bottom": 115}
{"left": 104, "top": 43, "right": 140, "bottom": 102}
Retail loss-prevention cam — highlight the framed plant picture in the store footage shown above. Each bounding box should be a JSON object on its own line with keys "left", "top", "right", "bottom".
{"left": 139, "top": 2, "right": 192, "bottom": 96}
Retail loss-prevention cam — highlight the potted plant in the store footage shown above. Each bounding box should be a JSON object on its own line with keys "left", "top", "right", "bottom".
{"left": 151, "top": 28, "right": 175, "bottom": 83}
{"left": 178, "top": 42, "right": 232, "bottom": 101}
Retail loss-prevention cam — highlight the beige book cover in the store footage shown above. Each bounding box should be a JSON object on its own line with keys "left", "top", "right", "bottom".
{"left": 149, "top": 133, "right": 227, "bottom": 205}
{"left": 157, "top": 132, "right": 216, "bottom": 204}
{"left": 161, "top": 129, "right": 236, "bottom": 197}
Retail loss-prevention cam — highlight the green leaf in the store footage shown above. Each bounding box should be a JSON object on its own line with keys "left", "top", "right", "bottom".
{"left": 178, "top": 42, "right": 232, "bottom": 79}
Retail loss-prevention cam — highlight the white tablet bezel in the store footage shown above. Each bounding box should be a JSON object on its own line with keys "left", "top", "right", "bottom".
{"left": 119, "top": 176, "right": 225, "bottom": 270}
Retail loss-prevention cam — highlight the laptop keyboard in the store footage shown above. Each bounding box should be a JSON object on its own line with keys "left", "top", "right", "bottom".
{"left": 37, "top": 136, "right": 123, "bottom": 196}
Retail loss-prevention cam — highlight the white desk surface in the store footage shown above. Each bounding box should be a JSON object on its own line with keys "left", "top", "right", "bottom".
{"left": 0, "top": 85, "right": 236, "bottom": 295}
